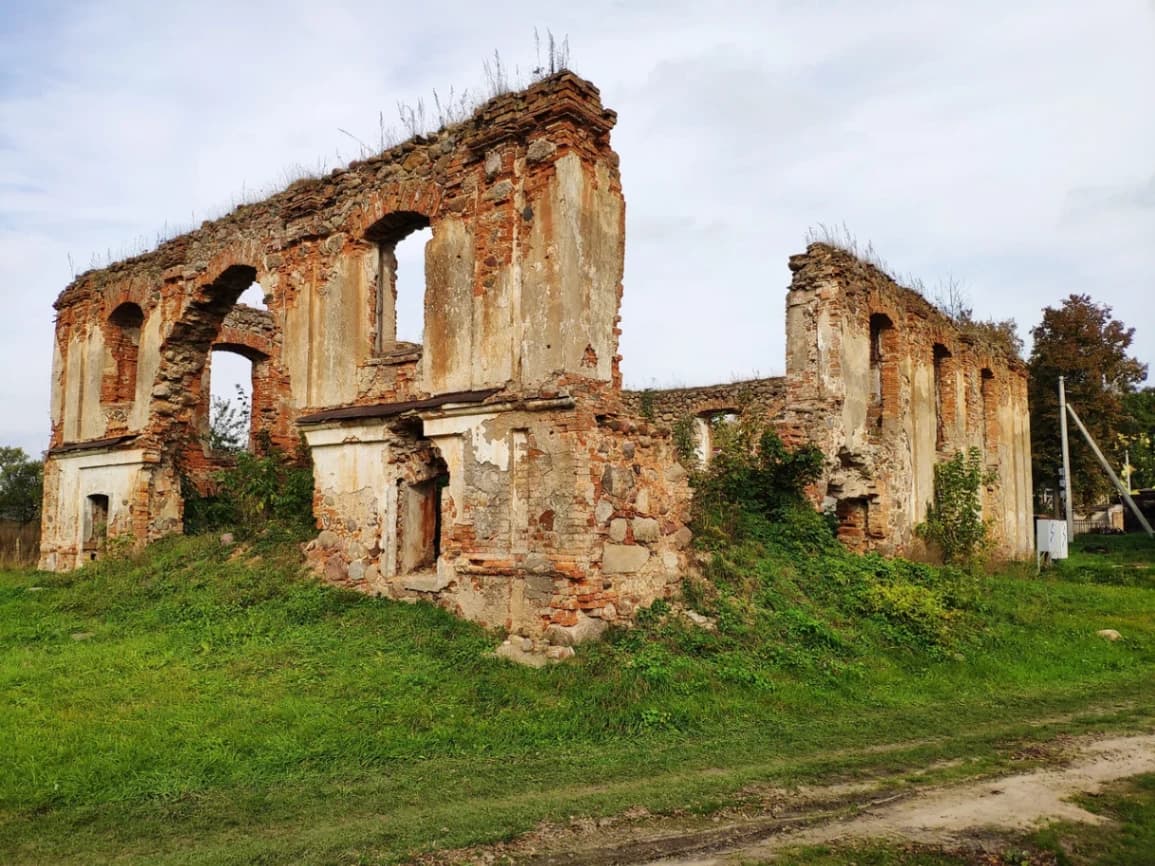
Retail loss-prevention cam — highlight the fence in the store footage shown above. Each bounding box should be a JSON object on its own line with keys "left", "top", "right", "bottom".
{"left": 0, "top": 520, "right": 40, "bottom": 569}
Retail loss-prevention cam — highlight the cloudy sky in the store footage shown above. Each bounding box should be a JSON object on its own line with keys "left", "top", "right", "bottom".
{"left": 2, "top": 0, "right": 1153, "bottom": 456}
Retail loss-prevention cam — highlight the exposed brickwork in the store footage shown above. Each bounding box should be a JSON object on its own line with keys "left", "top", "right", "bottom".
{"left": 40, "top": 75, "right": 1034, "bottom": 652}
{"left": 781, "top": 244, "right": 1033, "bottom": 558}
{"left": 621, "top": 377, "right": 786, "bottom": 427}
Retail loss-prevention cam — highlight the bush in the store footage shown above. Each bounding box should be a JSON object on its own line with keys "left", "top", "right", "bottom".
{"left": 692, "top": 416, "right": 823, "bottom": 541}
{"left": 184, "top": 446, "right": 315, "bottom": 541}
{"left": 917, "top": 448, "right": 996, "bottom": 568}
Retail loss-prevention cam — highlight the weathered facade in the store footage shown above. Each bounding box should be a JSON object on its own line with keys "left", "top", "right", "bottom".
{"left": 779, "top": 246, "right": 1033, "bottom": 557}
{"left": 40, "top": 72, "right": 1032, "bottom": 648}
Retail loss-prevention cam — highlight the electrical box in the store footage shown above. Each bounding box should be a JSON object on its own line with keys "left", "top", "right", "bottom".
{"left": 1036, "top": 519, "right": 1069, "bottom": 565}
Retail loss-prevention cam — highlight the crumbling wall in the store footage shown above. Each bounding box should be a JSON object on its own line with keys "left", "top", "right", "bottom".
{"left": 300, "top": 397, "right": 693, "bottom": 642}
{"left": 40, "top": 70, "right": 1035, "bottom": 646}
{"left": 620, "top": 378, "right": 786, "bottom": 426}
{"left": 40, "top": 72, "right": 688, "bottom": 639}
{"left": 781, "top": 243, "right": 1033, "bottom": 558}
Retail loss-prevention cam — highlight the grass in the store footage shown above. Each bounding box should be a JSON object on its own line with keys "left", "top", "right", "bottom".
{"left": 1033, "top": 772, "right": 1155, "bottom": 864}
{"left": 1, "top": 528, "right": 1153, "bottom": 865}
{"left": 753, "top": 771, "right": 1155, "bottom": 865}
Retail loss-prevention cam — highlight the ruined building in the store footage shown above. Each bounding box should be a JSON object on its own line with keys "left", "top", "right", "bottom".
{"left": 40, "top": 73, "right": 1033, "bottom": 645}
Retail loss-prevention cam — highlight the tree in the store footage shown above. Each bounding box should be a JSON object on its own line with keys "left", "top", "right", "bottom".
{"left": 1122, "top": 387, "right": 1155, "bottom": 490}
{"left": 1028, "top": 295, "right": 1148, "bottom": 508}
{"left": 0, "top": 447, "right": 43, "bottom": 524}
{"left": 916, "top": 448, "right": 997, "bottom": 568}
{"left": 206, "top": 385, "right": 250, "bottom": 454}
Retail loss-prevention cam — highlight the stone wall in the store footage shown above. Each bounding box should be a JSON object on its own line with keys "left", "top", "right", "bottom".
{"left": 781, "top": 243, "right": 1033, "bottom": 558}
{"left": 39, "top": 71, "right": 1036, "bottom": 650}
{"left": 620, "top": 378, "right": 786, "bottom": 426}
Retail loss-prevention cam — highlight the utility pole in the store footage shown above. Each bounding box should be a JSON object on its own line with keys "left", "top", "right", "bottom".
{"left": 1066, "top": 403, "right": 1154, "bottom": 537}
{"left": 1059, "top": 376, "right": 1075, "bottom": 541}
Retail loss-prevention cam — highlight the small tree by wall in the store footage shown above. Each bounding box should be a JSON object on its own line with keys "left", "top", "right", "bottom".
{"left": 917, "top": 448, "right": 997, "bottom": 568}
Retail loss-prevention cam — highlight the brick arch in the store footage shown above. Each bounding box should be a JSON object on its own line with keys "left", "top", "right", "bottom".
{"left": 354, "top": 183, "right": 444, "bottom": 237}
{"left": 102, "top": 302, "right": 146, "bottom": 406}
{"left": 147, "top": 263, "right": 260, "bottom": 449}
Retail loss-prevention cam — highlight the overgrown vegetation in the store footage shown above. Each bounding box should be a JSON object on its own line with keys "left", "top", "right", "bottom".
{"left": 672, "top": 414, "right": 697, "bottom": 463}
{"left": 690, "top": 415, "right": 824, "bottom": 536}
{"left": 917, "top": 448, "right": 997, "bottom": 568}
{"left": 3, "top": 525, "right": 1153, "bottom": 863}
{"left": 4, "top": 414, "right": 1154, "bottom": 864}
{"left": 639, "top": 387, "right": 656, "bottom": 421}
{"left": 205, "top": 385, "right": 250, "bottom": 454}
{"left": 679, "top": 420, "right": 985, "bottom": 664}
{"left": 182, "top": 437, "right": 315, "bottom": 541}
{"left": 803, "top": 224, "right": 1023, "bottom": 360}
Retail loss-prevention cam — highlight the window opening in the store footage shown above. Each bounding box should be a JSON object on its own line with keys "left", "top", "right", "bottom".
{"left": 366, "top": 212, "right": 431, "bottom": 355}
{"left": 85, "top": 493, "right": 110, "bottom": 558}
{"left": 398, "top": 468, "right": 449, "bottom": 574}
{"left": 207, "top": 349, "right": 254, "bottom": 453}
{"left": 236, "top": 281, "right": 267, "bottom": 310}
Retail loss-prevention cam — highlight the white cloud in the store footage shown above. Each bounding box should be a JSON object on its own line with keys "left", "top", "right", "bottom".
{"left": 1, "top": 0, "right": 1153, "bottom": 454}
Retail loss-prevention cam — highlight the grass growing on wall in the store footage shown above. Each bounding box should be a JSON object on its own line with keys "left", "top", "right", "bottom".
{"left": 1, "top": 531, "right": 1154, "bottom": 864}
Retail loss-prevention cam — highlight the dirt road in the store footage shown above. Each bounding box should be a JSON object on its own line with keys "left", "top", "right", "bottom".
{"left": 641, "top": 732, "right": 1155, "bottom": 864}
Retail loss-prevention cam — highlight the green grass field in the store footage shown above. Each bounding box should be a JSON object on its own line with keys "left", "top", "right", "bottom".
{"left": 2, "top": 529, "right": 1153, "bottom": 865}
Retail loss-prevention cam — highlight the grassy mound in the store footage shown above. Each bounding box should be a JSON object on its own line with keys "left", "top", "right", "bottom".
{"left": 2, "top": 525, "right": 1153, "bottom": 864}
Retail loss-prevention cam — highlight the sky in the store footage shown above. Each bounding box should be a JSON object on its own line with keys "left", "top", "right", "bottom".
{"left": 1, "top": 0, "right": 1153, "bottom": 457}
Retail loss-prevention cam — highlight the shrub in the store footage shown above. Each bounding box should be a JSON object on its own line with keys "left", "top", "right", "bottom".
{"left": 692, "top": 415, "right": 823, "bottom": 540}
{"left": 917, "top": 448, "right": 997, "bottom": 568}
{"left": 184, "top": 445, "right": 315, "bottom": 541}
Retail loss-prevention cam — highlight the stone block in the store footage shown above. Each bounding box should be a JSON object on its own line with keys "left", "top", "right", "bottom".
{"left": 632, "top": 517, "right": 660, "bottom": 542}
{"left": 595, "top": 498, "right": 614, "bottom": 524}
{"left": 602, "top": 543, "right": 650, "bottom": 574}
{"left": 403, "top": 572, "right": 451, "bottom": 593}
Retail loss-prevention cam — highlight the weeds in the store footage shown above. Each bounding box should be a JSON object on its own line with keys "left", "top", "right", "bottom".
{"left": 917, "top": 448, "right": 997, "bottom": 569}
{"left": 183, "top": 441, "right": 315, "bottom": 541}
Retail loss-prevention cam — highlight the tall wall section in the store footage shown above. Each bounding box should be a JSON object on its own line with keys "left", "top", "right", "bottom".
{"left": 39, "top": 73, "right": 700, "bottom": 647}
{"left": 781, "top": 243, "right": 1033, "bottom": 558}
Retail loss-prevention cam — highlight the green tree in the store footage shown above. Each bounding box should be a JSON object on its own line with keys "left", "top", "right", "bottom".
{"left": 206, "top": 385, "right": 250, "bottom": 454}
{"left": 916, "top": 448, "right": 996, "bottom": 568}
{"left": 0, "top": 447, "right": 43, "bottom": 524}
{"left": 1028, "top": 295, "right": 1147, "bottom": 508}
{"left": 1122, "top": 387, "right": 1155, "bottom": 490}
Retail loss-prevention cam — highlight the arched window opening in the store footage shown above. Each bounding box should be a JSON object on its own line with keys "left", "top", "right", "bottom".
{"left": 236, "top": 281, "right": 267, "bottom": 310}
{"left": 207, "top": 349, "right": 254, "bottom": 453}
{"left": 106, "top": 302, "right": 145, "bottom": 404}
{"left": 365, "top": 212, "right": 431, "bottom": 354}
{"left": 980, "top": 368, "right": 996, "bottom": 454}
{"left": 933, "top": 343, "right": 952, "bottom": 451}
{"left": 84, "top": 493, "right": 109, "bottom": 559}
